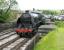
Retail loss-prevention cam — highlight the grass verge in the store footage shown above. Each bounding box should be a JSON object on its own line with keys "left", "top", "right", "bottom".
{"left": 34, "top": 27, "right": 64, "bottom": 50}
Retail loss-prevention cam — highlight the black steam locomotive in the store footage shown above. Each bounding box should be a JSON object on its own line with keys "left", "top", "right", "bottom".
{"left": 15, "top": 10, "right": 45, "bottom": 37}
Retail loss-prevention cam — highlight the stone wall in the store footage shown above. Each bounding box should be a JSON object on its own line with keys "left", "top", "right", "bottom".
{"left": 0, "top": 22, "right": 16, "bottom": 32}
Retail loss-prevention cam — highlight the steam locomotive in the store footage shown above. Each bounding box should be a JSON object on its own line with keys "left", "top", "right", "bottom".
{"left": 15, "top": 10, "right": 45, "bottom": 37}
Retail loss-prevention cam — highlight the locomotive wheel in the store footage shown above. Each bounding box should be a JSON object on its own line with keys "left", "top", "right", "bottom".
{"left": 25, "top": 33, "right": 29, "bottom": 38}
{"left": 16, "top": 32, "right": 22, "bottom": 37}
{"left": 16, "top": 32, "right": 18, "bottom": 34}
{"left": 25, "top": 33, "right": 32, "bottom": 38}
{"left": 19, "top": 34, "right": 22, "bottom": 37}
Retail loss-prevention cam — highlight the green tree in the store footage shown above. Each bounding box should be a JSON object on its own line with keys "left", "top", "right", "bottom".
{"left": 42, "top": 10, "right": 61, "bottom": 15}
{"left": 0, "top": 0, "right": 17, "bottom": 23}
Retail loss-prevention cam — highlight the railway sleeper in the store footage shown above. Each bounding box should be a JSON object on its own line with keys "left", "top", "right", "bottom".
{"left": 0, "top": 34, "right": 19, "bottom": 50}
{"left": 3, "top": 38, "right": 29, "bottom": 50}
{"left": 20, "top": 33, "right": 40, "bottom": 50}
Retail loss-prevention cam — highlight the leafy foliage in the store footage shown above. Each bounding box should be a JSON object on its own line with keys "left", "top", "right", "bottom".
{"left": 55, "top": 21, "right": 64, "bottom": 27}
{"left": 42, "top": 10, "right": 61, "bottom": 15}
{"left": 0, "top": 0, "right": 17, "bottom": 23}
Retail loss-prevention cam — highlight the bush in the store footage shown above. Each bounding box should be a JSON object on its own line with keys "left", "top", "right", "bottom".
{"left": 0, "top": 10, "right": 17, "bottom": 23}
{"left": 0, "top": 10, "right": 10, "bottom": 23}
{"left": 55, "top": 21, "right": 64, "bottom": 27}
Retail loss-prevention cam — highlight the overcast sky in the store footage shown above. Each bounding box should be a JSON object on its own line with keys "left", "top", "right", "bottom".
{"left": 16, "top": 0, "right": 64, "bottom": 10}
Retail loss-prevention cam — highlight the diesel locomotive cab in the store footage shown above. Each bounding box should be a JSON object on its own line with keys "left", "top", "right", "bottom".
{"left": 16, "top": 11, "right": 45, "bottom": 37}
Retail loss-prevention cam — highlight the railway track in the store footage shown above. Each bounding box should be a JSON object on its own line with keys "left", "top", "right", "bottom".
{"left": 0, "top": 22, "right": 55, "bottom": 50}
{"left": 0, "top": 29, "right": 15, "bottom": 36}
{"left": 0, "top": 28, "right": 40, "bottom": 50}
{"left": 0, "top": 31, "right": 30, "bottom": 50}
